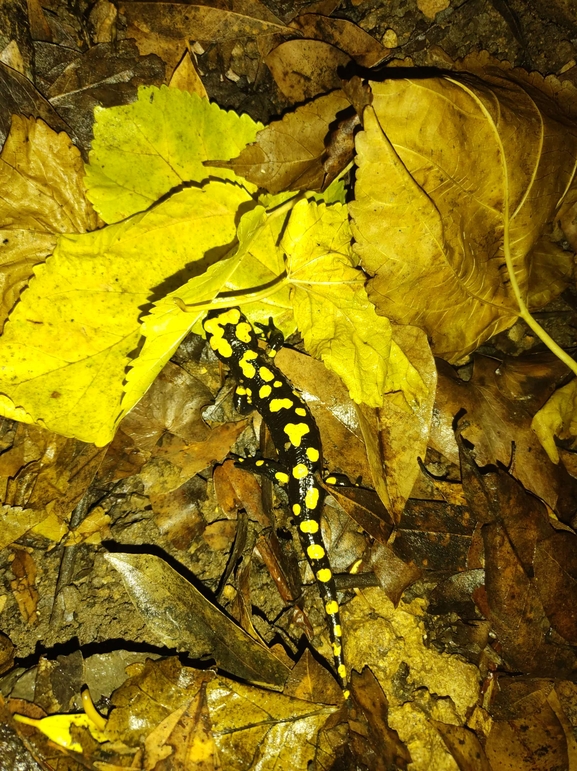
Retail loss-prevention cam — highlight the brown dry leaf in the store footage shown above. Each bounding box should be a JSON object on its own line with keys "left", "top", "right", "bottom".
{"left": 349, "top": 668, "right": 412, "bottom": 770}
{"left": 0, "top": 423, "right": 106, "bottom": 546}
{"left": 432, "top": 720, "right": 491, "bottom": 771}
{"left": 432, "top": 356, "right": 577, "bottom": 517}
{"left": 64, "top": 506, "right": 111, "bottom": 546}
{"left": 143, "top": 421, "right": 249, "bottom": 495}
{"left": 393, "top": 499, "right": 475, "bottom": 574}
{"left": 284, "top": 648, "right": 342, "bottom": 704}
{"left": 350, "top": 60, "right": 577, "bottom": 363}
{"left": 144, "top": 682, "right": 219, "bottom": 770}
{"left": 150, "top": 476, "right": 207, "bottom": 550}
{"left": 214, "top": 459, "right": 268, "bottom": 526}
{"left": 218, "top": 90, "right": 352, "bottom": 193}
{"left": 356, "top": 325, "right": 436, "bottom": 521}
{"left": 0, "top": 115, "right": 99, "bottom": 331}
{"left": 120, "top": 0, "right": 292, "bottom": 44}
{"left": 169, "top": 48, "right": 208, "bottom": 97}
{"left": 45, "top": 39, "right": 166, "bottom": 149}
{"left": 0, "top": 506, "right": 45, "bottom": 550}
{"left": 107, "top": 657, "right": 336, "bottom": 767}
{"left": 485, "top": 698, "right": 568, "bottom": 770}
{"left": 9, "top": 548, "right": 39, "bottom": 625}
{"left": 364, "top": 542, "right": 421, "bottom": 606}
{"left": 324, "top": 484, "right": 393, "bottom": 545}
{"left": 290, "top": 13, "right": 390, "bottom": 67}
{"left": 461, "top": 446, "right": 577, "bottom": 675}
{"left": 266, "top": 39, "right": 350, "bottom": 102}
{"left": 0, "top": 60, "right": 71, "bottom": 148}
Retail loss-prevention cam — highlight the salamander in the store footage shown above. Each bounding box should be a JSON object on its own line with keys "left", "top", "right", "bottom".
{"left": 203, "top": 307, "right": 348, "bottom": 697}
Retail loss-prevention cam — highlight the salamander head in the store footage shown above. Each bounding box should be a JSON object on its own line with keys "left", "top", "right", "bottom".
{"left": 203, "top": 307, "right": 258, "bottom": 362}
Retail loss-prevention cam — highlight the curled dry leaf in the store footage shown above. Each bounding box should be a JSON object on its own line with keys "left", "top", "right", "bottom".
{"left": 217, "top": 90, "right": 353, "bottom": 193}
{"left": 266, "top": 39, "right": 350, "bottom": 102}
{"left": 290, "top": 13, "right": 390, "bottom": 67}
{"left": 350, "top": 62, "right": 577, "bottom": 363}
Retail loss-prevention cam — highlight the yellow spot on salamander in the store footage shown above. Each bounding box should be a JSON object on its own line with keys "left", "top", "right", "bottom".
{"left": 332, "top": 642, "right": 342, "bottom": 657}
{"left": 275, "top": 471, "right": 289, "bottom": 484}
{"left": 306, "top": 447, "right": 319, "bottom": 463}
{"left": 259, "top": 367, "right": 274, "bottom": 382}
{"left": 270, "top": 398, "right": 293, "bottom": 412}
{"left": 299, "top": 520, "right": 319, "bottom": 534}
{"left": 210, "top": 336, "right": 232, "bottom": 358}
{"left": 218, "top": 309, "right": 241, "bottom": 325}
{"left": 255, "top": 460, "right": 264, "bottom": 467}
{"left": 273, "top": 381, "right": 283, "bottom": 388}
{"left": 307, "top": 544, "right": 325, "bottom": 560}
{"left": 317, "top": 568, "right": 332, "bottom": 582}
{"left": 259, "top": 385, "right": 272, "bottom": 398}
{"left": 325, "top": 476, "right": 337, "bottom": 485}
{"left": 304, "top": 487, "right": 319, "bottom": 510}
{"left": 325, "top": 600, "right": 339, "bottom": 615}
{"left": 235, "top": 322, "right": 252, "bottom": 343}
{"left": 239, "top": 350, "right": 258, "bottom": 378}
{"left": 334, "top": 625, "right": 342, "bottom": 637}
{"left": 284, "top": 423, "right": 310, "bottom": 447}
{"left": 267, "top": 349, "right": 277, "bottom": 358}
{"left": 295, "top": 408, "right": 307, "bottom": 417}
{"left": 338, "top": 664, "right": 346, "bottom": 679}
{"left": 343, "top": 689, "right": 350, "bottom": 700}
{"left": 236, "top": 386, "right": 247, "bottom": 396}
{"left": 292, "top": 464, "right": 309, "bottom": 479}
{"left": 292, "top": 503, "right": 301, "bottom": 516}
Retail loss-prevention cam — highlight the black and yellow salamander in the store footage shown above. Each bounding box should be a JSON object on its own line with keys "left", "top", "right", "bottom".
{"left": 203, "top": 307, "right": 348, "bottom": 697}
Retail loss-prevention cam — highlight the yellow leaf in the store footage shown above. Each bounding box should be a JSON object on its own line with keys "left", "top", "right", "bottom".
{"left": 85, "top": 85, "right": 262, "bottom": 224}
{"left": 350, "top": 72, "right": 577, "bottom": 363}
{"left": 283, "top": 200, "right": 426, "bottom": 407}
{"left": 532, "top": 378, "right": 577, "bottom": 464}
{"left": 0, "top": 182, "right": 250, "bottom": 445}
{"left": 123, "top": 204, "right": 295, "bottom": 417}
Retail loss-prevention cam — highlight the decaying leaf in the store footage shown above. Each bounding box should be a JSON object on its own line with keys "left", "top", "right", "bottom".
{"left": 350, "top": 63, "right": 577, "bottom": 363}
{"left": 290, "top": 14, "right": 390, "bottom": 67}
{"left": 266, "top": 39, "right": 350, "bottom": 102}
{"left": 9, "top": 549, "right": 39, "bottom": 625}
{"left": 461, "top": 442, "right": 577, "bottom": 673}
{"left": 0, "top": 115, "right": 98, "bottom": 331}
{"left": 432, "top": 356, "right": 577, "bottom": 515}
{"left": 105, "top": 552, "right": 291, "bottom": 689}
{"left": 45, "top": 39, "right": 166, "bottom": 151}
{"left": 344, "top": 587, "right": 480, "bottom": 769}
{"left": 119, "top": 0, "right": 293, "bottom": 44}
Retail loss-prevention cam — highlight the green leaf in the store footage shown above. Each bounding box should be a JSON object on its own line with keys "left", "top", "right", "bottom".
{"left": 0, "top": 182, "right": 251, "bottom": 445}
{"left": 283, "top": 200, "right": 426, "bottom": 407}
{"left": 85, "top": 86, "right": 262, "bottom": 224}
